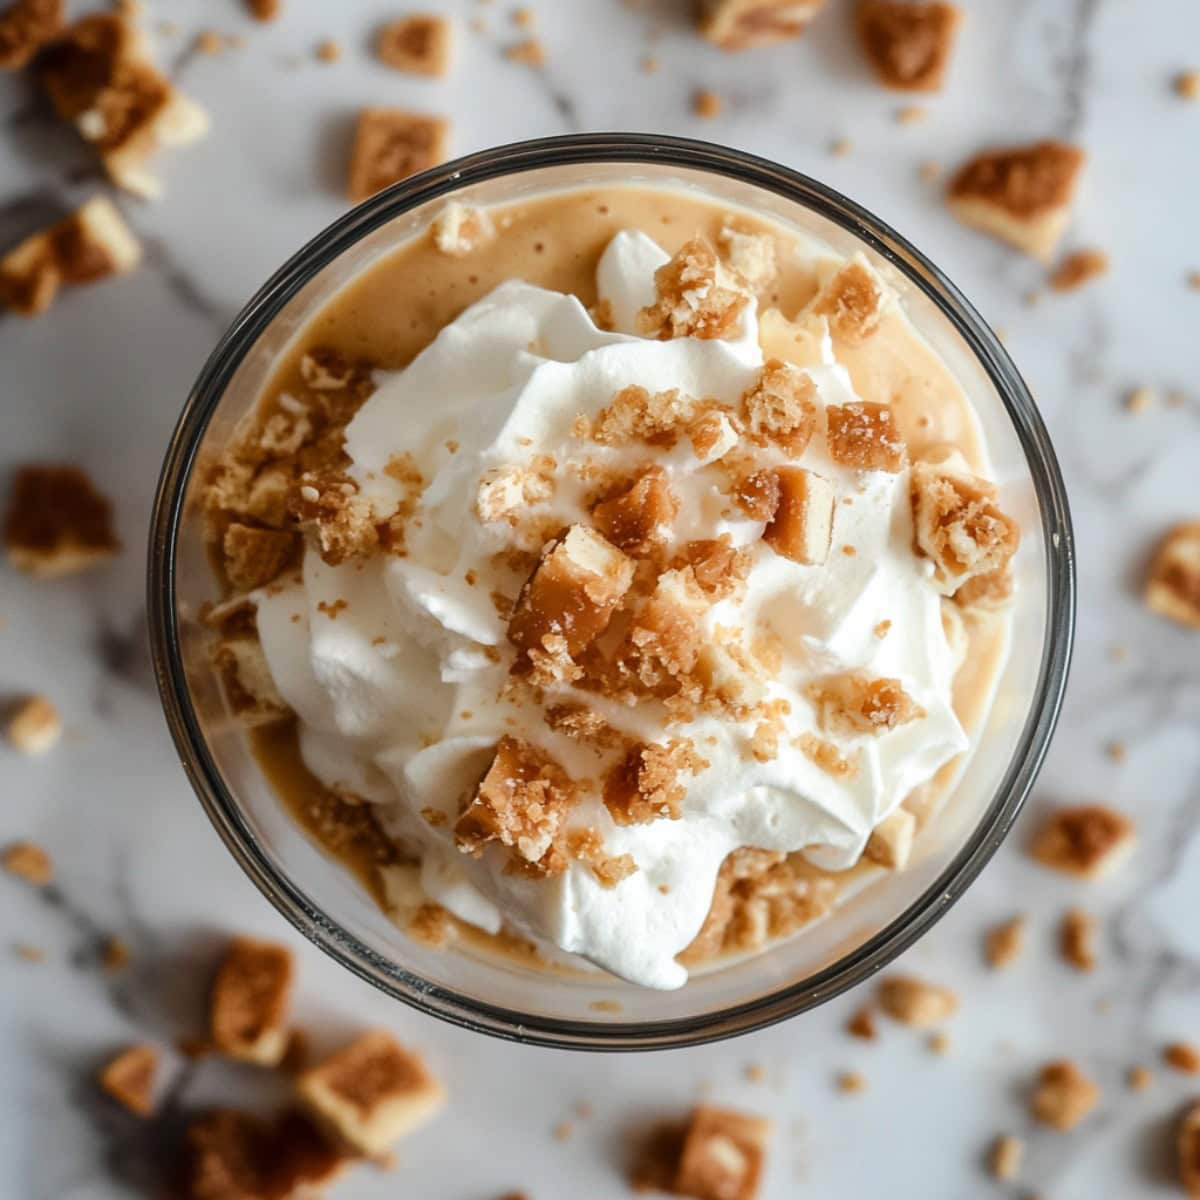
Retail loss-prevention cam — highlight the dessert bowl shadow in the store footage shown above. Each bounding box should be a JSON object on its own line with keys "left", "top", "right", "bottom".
{"left": 148, "top": 133, "right": 1074, "bottom": 1051}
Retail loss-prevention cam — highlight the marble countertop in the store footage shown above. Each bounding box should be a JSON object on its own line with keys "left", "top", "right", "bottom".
{"left": 3, "top": 1, "right": 1199, "bottom": 1197}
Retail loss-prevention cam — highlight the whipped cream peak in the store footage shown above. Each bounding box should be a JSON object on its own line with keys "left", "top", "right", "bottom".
{"left": 252, "top": 228, "right": 973, "bottom": 989}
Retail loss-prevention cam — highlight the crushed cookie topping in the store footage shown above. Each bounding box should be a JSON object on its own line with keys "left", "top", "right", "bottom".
{"left": 566, "top": 828, "right": 637, "bottom": 888}
{"left": 740, "top": 358, "right": 817, "bottom": 454}
{"left": 732, "top": 467, "right": 781, "bottom": 520}
{"left": 591, "top": 384, "right": 714, "bottom": 449}
{"left": 911, "top": 453, "right": 1020, "bottom": 595}
{"left": 289, "top": 471, "right": 380, "bottom": 565}
{"left": 718, "top": 223, "right": 777, "bottom": 293}
{"left": 590, "top": 465, "right": 679, "bottom": 555}
{"left": 638, "top": 236, "right": 751, "bottom": 341}
{"left": 455, "top": 736, "right": 577, "bottom": 871}
{"left": 809, "top": 673, "right": 924, "bottom": 736}
{"left": 673, "top": 535, "right": 753, "bottom": 600}
{"left": 221, "top": 522, "right": 299, "bottom": 592}
{"left": 810, "top": 258, "right": 886, "bottom": 343}
{"left": 475, "top": 458, "right": 554, "bottom": 525}
{"left": 604, "top": 737, "right": 709, "bottom": 825}
{"left": 430, "top": 201, "right": 494, "bottom": 257}
{"left": 825, "top": 401, "right": 907, "bottom": 471}
{"left": 508, "top": 524, "right": 633, "bottom": 671}
{"left": 795, "top": 732, "right": 859, "bottom": 779}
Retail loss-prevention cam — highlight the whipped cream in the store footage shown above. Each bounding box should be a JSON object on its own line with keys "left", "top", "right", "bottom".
{"left": 252, "top": 229, "right": 970, "bottom": 990}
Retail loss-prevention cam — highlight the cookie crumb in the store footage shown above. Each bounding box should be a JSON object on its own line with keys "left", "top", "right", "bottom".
{"left": 847, "top": 1008, "right": 877, "bottom": 1040}
{"left": 1060, "top": 908, "right": 1098, "bottom": 972}
{"left": 505, "top": 37, "right": 545, "bottom": 65}
{"left": 895, "top": 104, "right": 927, "bottom": 124}
{"left": 830, "top": 137, "right": 853, "bottom": 157}
{"left": 836, "top": 1070, "right": 867, "bottom": 1094}
{"left": 1175, "top": 69, "right": 1200, "bottom": 100}
{"left": 1164, "top": 1042, "right": 1200, "bottom": 1075}
{"left": 315, "top": 38, "right": 341, "bottom": 62}
{"left": 347, "top": 108, "right": 451, "bottom": 202}
{"left": 984, "top": 914, "right": 1027, "bottom": 969}
{"left": 988, "top": 1134, "right": 1023, "bottom": 1181}
{"left": 6, "top": 695, "right": 62, "bottom": 756}
{"left": 378, "top": 15, "right": 452, "bottom": 76}
{"left": 693, "top": 88, "right": 723, "bottom": 119}
{"left": 1030, "top": 1060, "right": 1099, "bottom": 1131}
{"left": 928, "top": 1030, "right": 951, "bottom": 1056}
{"left": 1030, "top": 805, "right": 1135, "bottom": 880}
{"left": 857, "top": 1, "right": 962, "bottom": 92}
{"left": 878, "top": 975, "right": 957, "bottom": 1027}
{"left": 3, "top": 464, "right": 120, "bottom": 577}
{"left": 101, "top": 935, "right": 131, "bottom": 972}
{"left": 2, "top": 841, "right": 53, "bottom": 885}
{"left": 1127, "top": 1065, "right": 1153, "bottom": 1092}
{"left": 13, "top": 942, "right": 45, "bottom": 962}
{"left": 1049, "top": 248, "right": 1108, "bottom": 292}
{"left": 1145, "top": 522, "right": 1200, "bottom": 630}
{"left": 99, "top": 1044, "right": 159, "bottom": 1117}
{"left": 1126, "top": 386, "right": 1156, "bottom": 414}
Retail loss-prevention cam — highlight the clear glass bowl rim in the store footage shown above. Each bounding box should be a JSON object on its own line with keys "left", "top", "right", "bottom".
{"left": 147, "top": 132, "right": 1075, "bottom": 1052}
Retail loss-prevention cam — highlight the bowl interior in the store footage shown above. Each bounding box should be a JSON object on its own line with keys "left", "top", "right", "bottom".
{"left": 150, "top": 136, "right": 1073, "bottom": 1049}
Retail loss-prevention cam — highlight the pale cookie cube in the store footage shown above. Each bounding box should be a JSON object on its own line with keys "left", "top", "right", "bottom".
{"left": 591, "top": 466, "right": 679, "bottom": 555}
{"left": 674, "top": 1105, "right": 772, "bottom": 1200}
{"left": 38, "top": 13, "right": 208, "bottom": 199}
{"left": 718, "top": 224, "right": 776, "bottom": 293}
{"left": 5, "top": 695, "right": 62, "bottom": 756}
{"left": 98, "top": 1044, "right": 159, "bottom": 1117}
{"left": 1029, "top": 805, "right": 1135, "bottom": 881}
{"left": 762, "top": 466, "right": 836, "bottom": 565}
{"left": 298, "top": 1030, "right": 446, "bottom": 1156}
{"left": 1145, "top": 521, "right": 1200, "bottom": 630}
{"left": 808, "top": 257, "right": 886, "bottom": 344}
{"left": 3, "top": 464, "right": 119, "bottom": 577}
{"left": 430, "top": 201, "right": 494, "bottom": 257}
{"left": 878, "top": 974, "right": 958, "bottom": 1027}
{"left": 910, "top": 455, "right": 1019, "bottom": 596}
{"left": 825, "top": 402, "right": 906, "bottom": 472}
{"left": 1030, "top": 1060, "right": 1099, "bottom": 1131}
{"left": 209, "top": 936, "right": 294, "bottom": 1066}
{"left": 1179, "top": 1102, "right": 1200, "bottom": 1195}
{"left": 864, "top": 807, "right": 916, "bottom": 869}
{"left": 0, "top": 195, "right": 141, "bottom": 316}
{"left": 856, "top": 1, "right": 963, "bottom": 92}
{"left": 697, "top": 0, "right": 826, "bottom": 50}
{"left": 507, "top": 524, "right": 634, "bottom": 660}
{"left": 377, "top": 14, "right": 452, "bottom": 76}
{"left": 638, "top": 236, "right": 750, "bottom": 341}
{"left": 211, "top": 637, "right": 289, "bottom": 726}
{"left": 947, "top": 141, "right": 1086, "bottom": 262}
{"left": 347, "top": 108, "right": 450, "bottom": 203}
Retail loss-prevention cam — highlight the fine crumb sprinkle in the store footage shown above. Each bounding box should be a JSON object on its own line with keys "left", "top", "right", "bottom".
{"left": 988, "top": 1134, "right": 1024, "bottom": 1181}
{"left": 1049, "top": 247, "right": 1109, "bottom": 292}
{"left": 315, "top": 39, "right": 342, "bottom": 62}
{"left": 928, "top": 1030, "right": 951, "bottom": 1056}
{"left": 1126, "top": 386, "right": 1156, "bottom": 414}
{"left": 1127, "top": 1065, "right": 1153, "bottom": 1092}
{"left": 505, "top": 37, "right": 546, "bottom": 65}
{"left": 1164, "top": 1042, "right": 1200, "bottom": 1075}
{"left": 693, "top": 88, "right": 723, "bottom": 119}
{"left": 985, "top": 915, "right": 1027, "bottom": 969}
{"left": 847, "top": 1009, "right": 878, "bottom": 1040}
{"left": 1175, "top": 69, "right": 1200, "bottom": 100}
{"left": 895, "top": 105, "right": 927, "bottom": 124}
{"left": 101, "top": 936, "right": 132, "bottom": 972}
{"left": 2, "top": 842, "right": 53, "bottom": 886}
{"left": 836, "top": 1071, "right": 867, "bottom": 1094}
{"left": 830, "top": 137, "right": 854, "bottom": 157}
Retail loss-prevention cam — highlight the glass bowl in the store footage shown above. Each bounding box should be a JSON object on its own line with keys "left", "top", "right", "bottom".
{"left": 148, "top": 133, "right": 1074, "bottom": 1051}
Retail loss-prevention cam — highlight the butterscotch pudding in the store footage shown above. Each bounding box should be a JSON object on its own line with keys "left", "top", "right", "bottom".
{"left": 199, "top": 187, "right": 1019, "bottom": 990}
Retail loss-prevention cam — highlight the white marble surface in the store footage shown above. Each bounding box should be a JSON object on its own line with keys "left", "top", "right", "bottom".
{"left": 2, "top": 1, "right": 1200, "bottom": 1197}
